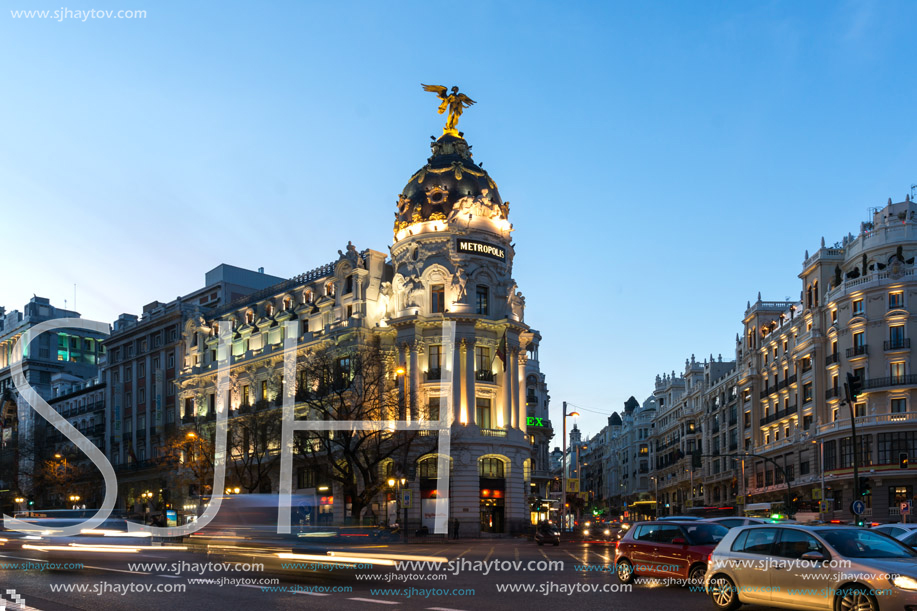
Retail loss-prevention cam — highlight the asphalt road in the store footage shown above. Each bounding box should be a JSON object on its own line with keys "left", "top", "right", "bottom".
{"left": 0, "top": 538, "right": 780, "bottom": 611}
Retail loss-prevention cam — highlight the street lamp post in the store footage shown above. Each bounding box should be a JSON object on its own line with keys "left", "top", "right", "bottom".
{"left": 389, "top": 477, "right": 408, "bottom": 542}
{"left": 560, "top": 402, "right": 580, "bottom": 535}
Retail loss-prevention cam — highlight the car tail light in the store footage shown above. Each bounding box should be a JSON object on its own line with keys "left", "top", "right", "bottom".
{"left": 708, "top": 553, "right": 712, "bottom": 563}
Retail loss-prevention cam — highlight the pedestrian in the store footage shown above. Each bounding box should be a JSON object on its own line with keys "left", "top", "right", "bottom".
{"left": 451, "top": 517, "right": 460, "bottom": 540}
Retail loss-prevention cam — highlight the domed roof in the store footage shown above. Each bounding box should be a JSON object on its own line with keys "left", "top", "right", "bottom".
{"left": 608, "top": 412, "right": 623, "bottom": 427}
{"left": 395, "top": 134, "right": 503, "bottom": 233}
{"left": 623, "top": 396, "right": 640, "bottom": 414}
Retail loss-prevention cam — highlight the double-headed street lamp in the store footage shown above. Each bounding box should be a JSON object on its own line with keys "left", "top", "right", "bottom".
{"left": 388, "top": 477, "right": 407, "bottom": 542}
{"left": 68, "top": 494, "right": 81, "bottom": 509}
{"left": 560, "top": 401, "right": 580, "bottom": 533}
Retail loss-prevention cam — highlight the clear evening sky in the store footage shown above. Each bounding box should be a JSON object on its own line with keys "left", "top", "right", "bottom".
{"left": 2, "top": 1, "right": 916, "bottom": 441}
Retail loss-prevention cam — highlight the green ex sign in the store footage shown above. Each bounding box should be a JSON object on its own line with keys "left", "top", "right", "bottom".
{"left": 526, "top": 416, "right": 546, "bottom": 427}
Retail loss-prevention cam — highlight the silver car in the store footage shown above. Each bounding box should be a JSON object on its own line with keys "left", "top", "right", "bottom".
{"left": 872, "top": 523, "right": 917, "bottom": 541}
{"left": 704, "top": 524, "right": 917, "bottom": 611}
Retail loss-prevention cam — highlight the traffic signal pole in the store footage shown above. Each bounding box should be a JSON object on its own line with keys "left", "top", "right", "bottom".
{"left": 845, "top": 372, "right": 861, "bottom": 522}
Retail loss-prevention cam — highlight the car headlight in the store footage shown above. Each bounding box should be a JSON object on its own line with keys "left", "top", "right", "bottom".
{"left": 891, "top": 575, "right": 917, "bottom": 591}
{"left": 583, "top": 529, "right": 590, "bottom": 536}
{"left": 604, "top": 529, "right": 611, "bottom": 536}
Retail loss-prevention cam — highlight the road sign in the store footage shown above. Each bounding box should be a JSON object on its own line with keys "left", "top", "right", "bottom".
{"left": 851, "top": 500, "right": 865, "bottom": 515}
{"left": 811, "top": 489, "right": 823, "bottom": 500}
{"left": 819, "top": 501, "right": 829, "bottom": 513}
{"left": 566, "top": 478, "right": 580, "bottom": 493}
{"left": 401, "top": 489, "right": 413, "bottom": 509}
{"left": 736, "top": 496, "right": 745, "bottom": 505}
{"left": 901, "top": 501, "right": 912, "bottom": 516}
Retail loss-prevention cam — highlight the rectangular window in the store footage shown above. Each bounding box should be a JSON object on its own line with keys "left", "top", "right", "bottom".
{"left": 840, "top": 435, "right": 872, "bottom": 468}
{"left": 242, "top": 385, "right": 250, "bottom": 407}
{"left": 892, "top": 398, "right": 907, "bottom": 414}
{"left": 803, "top": 382, "right": 813, "bottom": 403}
{"left": 744, "top": 411, "right": 751, "bottom": 428}
{"left": 476, "top": 397, "right": 492, "bottom": 429}
{"left": 261, "top": 380, "right": 268, "bottom": 401}
{"left": 431, "top": 284, "right": 445, "bottom": 313}
{"left": 824, "top": 440, "right": 837, "bottom": 470}
{"left": 853, "top": 299, "right": 864, "bottom": 316}
{"left": 889, "top": 291, "right": 904, "bottom": 309}
{"left": 890, "top": 325, "right": 906, "bottom": 348}
{"left": 475, "top": 287, "right": 489, "bottom": 315}
{"left": 475, "top": 346, "right": 490, "bottom": 372}
{"left": 427, "top": 396, "right": 441, "bottom": 421}
{"left": 889, "top": 486, "right": 913, "bottom": 507}
{"left": 428, "top": 345, "right": 442, "bottom": 371}
{"left": 891, "top": 361, "right": 906, "bottom": 380}
{"left": 878, "top": 432, "right": 917, "bottom": 463}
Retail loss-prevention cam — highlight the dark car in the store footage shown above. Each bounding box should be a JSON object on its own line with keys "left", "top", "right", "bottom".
{"left": 534, "top": 523, "right": 560, "bottom": 546}
{"left": 614, "top": 520, "right": 728, "bottom": 585}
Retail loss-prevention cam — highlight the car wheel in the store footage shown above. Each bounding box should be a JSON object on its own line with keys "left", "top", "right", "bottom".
{"left": 616, "top": 559, "right": 635, "bottom": 584}
{"left": 687, "top": 564, "right": 707, "bottom": 588}
{"left": 834, "top": 584, "right": 878, "bottom": 611}
{"left": 707, "top": 574, "right": 741, "bottom": 611}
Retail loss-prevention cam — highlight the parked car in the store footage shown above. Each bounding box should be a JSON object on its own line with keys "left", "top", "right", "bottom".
{"left": 657, "top": 515, "right": 704, "bottom": 521}
{"left": 615, "top": 520, "right": 728, "bottom": 585}
{"left": 705, "top": 517, "right": 770, "bottom": 529}
{"left": 871, "top": 523, "right": 917, "bottom": 541}
{"left": 705, "top": 524, "right": 917, "bottom": 611}
{"left": 534, "top": 523, "right": 560, "bottom": 546}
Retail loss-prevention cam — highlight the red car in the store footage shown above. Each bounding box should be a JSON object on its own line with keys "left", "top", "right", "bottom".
{"left": 614, "top": 520, "right": 728, "bottom": 585}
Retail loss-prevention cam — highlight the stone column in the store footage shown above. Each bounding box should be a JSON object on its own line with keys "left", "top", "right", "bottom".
{"left": 452, "top": 340, "right": 463, "bottom": 424}
{"left": 517, "top": 351, "right": 527, "bottom": 433}
{"left": 501, "top": 346, "right": 512, "bottom": 429}
{"left": 464, "top": 339, "right": 475, "bottom": 426}
{"left": 508, "top": 348, "right": 520, "bottom": 433}
{"left": 410, "top": 342, "right": 421, "bottom": 421}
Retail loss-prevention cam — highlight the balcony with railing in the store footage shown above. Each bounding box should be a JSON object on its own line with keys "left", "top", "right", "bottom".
{"left": 425, "top": 368, "right": 443, "bottom": 381}
{"left": 884, "top": 338, "right": 911, "bottom": 352}
{"left": 826, "top": 353, "right": 840, "bottom": 367}
{"left": 759, "top": 404, "right": 798, "bottom": 426}
{"left": 825, "top": 387, "right": 840, "bottom": 400}
{"left": 816, "top": 411, "right": 917, "bottom": 434}
{"left": 846, "top": 345, "right": 868, "bottom": 358}
{"left": 865, "top": 374, "right": 917, "bottom": 390}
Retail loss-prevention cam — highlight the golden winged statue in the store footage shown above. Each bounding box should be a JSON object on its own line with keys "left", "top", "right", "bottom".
{"left": 422, "top": 84, "right": 476, "bottom": 136}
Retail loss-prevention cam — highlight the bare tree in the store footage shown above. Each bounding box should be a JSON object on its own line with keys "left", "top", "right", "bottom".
{"left": 293, "top": 338, "right": 437, "bottom": 522}
{"left": 226, "top": 399, "right": 282, "bottom": 493}
{"left": 157, "top": 428, "right": 215, "bottom": 503}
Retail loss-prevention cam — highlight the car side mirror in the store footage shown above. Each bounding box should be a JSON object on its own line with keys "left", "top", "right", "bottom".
{"left": 800, "top": 551, "right": 825, "bottom": 562}
{"left": 672, "top": 537, "right": 687, "bottom": 545}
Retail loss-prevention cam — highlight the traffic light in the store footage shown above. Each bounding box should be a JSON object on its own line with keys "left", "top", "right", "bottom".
{"left": 901, "top": 453, "right": 909, "bottom": 470}
{"left": 858, "top": 477, "right": 871, "bottom": 496}
{"left": 27, "top": 496, "right": 34, "bottom": 506}
{"left": 846, "top": 372, "right": 863, "bottom": 402}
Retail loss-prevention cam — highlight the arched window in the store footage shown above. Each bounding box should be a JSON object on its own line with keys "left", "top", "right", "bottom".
{"left": 265, "top": 303, "right": 274, "bottom": 317}
{"left": 479, "top": 457, "right": 505, "bottom": 478}
{"left": 418, "top": 456, "right": 439, "bottom": 479}
{"left": 245, "top": 310, "right": 254, "bottom": 325}
{"left": 283, "top": 297, "right": 292, "bottom": 311}
{"left": 325, "top": 282, "right": 335, "bottom": 297}
{"left": 304, "top": 289, "right": 313, "bottom": 304}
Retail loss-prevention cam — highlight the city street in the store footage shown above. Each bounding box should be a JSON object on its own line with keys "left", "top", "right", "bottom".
{"left": 0, "top": 539, "right": 782, "bottom": 611}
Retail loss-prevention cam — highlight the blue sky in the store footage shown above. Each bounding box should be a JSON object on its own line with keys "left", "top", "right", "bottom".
{"left": 2, "top": 0, "right": 916, "bottom": 440}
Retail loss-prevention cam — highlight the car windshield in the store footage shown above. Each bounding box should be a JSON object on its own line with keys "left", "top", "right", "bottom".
{"left": 684, "top": 523, "right": 728, "bottom": 545}
{"left": 821, "top": 529, "right": 917, "bottom": 559}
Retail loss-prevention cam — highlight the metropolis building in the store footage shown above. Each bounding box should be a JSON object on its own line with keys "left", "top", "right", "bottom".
{"left": 174, "top": 124, "right": 552, "bottom": 534}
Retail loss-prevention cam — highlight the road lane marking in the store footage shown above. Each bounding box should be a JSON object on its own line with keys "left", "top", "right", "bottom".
{"left": 82, "top": 565, "right": 150, "bottom": 575}
{"left": 483, "top": 546, "right": 495, "bottom": 562}
{"left": 237, "top": 585, "right": 328, "bottom": 595}
{"left": 428, "top": 607, "right": 468, "bottom": 611}
{"left": 538, "top": 548, "right": 551, "bottom": 562}
{"left": 157, "top": 575, "right": 181, "bottom": 579}
{"left": 514, "top": 548, "right": 520, "bottom": 562}
{"left": 455, "top": 547, "right": 472, "bottom": 558}
{"left": 347, "top": 598, "right": 400, "bottom": 605}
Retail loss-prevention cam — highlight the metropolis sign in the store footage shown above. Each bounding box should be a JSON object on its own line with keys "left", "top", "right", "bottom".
{"left": 456, "top": 238, "right": 505, "bottom": 261}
